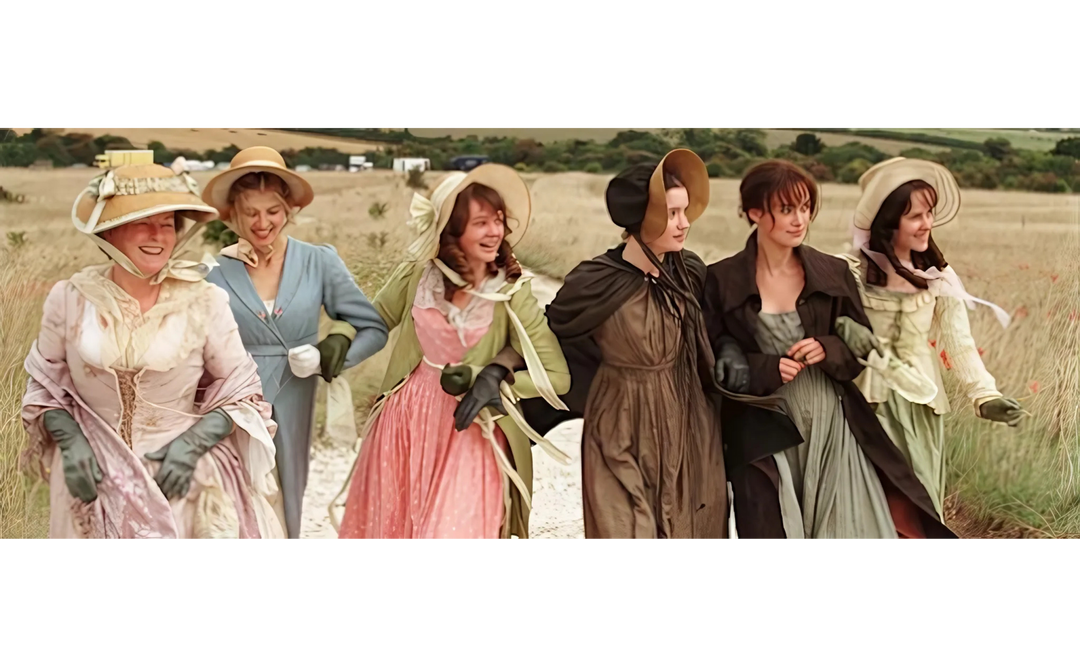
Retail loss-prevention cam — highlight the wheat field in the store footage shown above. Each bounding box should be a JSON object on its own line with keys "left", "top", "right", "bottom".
{"left": 1, "top": 167, "right": 1077, "bottom": 537}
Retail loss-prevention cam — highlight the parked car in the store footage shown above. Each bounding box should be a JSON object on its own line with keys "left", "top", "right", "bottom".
{"left": 450, "top": 155, "right": 491, "bottom": 171}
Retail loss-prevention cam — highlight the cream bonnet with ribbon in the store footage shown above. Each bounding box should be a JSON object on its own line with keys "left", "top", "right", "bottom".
{"left": 405, "top": 163, "right": 531, "bottom": 262}
{"left": 71, "top": 161, "right": 220, "bottom": 283}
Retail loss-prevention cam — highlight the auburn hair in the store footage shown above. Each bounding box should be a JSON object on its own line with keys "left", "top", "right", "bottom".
{"left": 437, "top": 182, "right": 522, "bottom": 298}
{"left": 865, "top": 180, "right": 948, "bottom": 289}
{"left": 739, "top": 160, "right": 820, "bottom": 225}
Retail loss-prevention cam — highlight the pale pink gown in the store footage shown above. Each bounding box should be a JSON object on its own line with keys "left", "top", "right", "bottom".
{"left": 339, "top": 293, "right": 507, "bottom": 539}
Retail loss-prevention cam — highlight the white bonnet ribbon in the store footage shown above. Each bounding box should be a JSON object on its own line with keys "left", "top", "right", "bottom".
{"left": 406, "top": 191, "right": 438, "bottom": 260}
{"left": 851, "top": 225, "right": 1011, "bottom": 329}
{"left": 71, "top": 171, "right": 117, "bottom": 235}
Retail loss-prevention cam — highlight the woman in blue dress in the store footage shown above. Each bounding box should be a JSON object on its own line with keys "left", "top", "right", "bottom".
{"left": 203, "top": 147, "right": 389, "bottom": 538}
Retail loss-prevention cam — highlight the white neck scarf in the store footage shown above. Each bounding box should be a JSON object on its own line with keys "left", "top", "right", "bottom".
{"left": 852, "top": 226, "right": 1011, "bottom": 328}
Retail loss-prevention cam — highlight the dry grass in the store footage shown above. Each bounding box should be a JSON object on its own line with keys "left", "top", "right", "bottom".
{"left": 2, "top": 167, "right": 1077, "bottom": 536}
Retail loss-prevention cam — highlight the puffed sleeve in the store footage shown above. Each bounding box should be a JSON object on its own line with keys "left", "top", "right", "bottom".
{"left": 317, "top": 245, "right": 390, "bottom": 369}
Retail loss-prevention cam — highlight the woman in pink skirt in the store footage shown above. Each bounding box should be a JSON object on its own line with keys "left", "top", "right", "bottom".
{"left": 335, "top": 164, "right": 570, "bottom": 538}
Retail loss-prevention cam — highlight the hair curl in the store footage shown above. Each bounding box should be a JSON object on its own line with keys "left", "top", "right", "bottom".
{"left": 437, "top": 182, "right": 521, "bottom": 298}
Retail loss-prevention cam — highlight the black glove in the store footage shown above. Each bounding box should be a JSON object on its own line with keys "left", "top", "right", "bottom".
{"left": 453, "top": 364, "right": 509, "bottom": 432}
{"left": 43, "top": 409, "right": 102, "bottom": 503}
{"left": 317, "top": 333, "right": 351, "bottom": 383}
{"left": 714, "top": 341, "right": 750, "bottom": 393}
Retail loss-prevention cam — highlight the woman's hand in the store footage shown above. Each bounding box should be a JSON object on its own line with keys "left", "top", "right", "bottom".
{"left": 786, "top": 338, "right": 826, "bottom": 365}
{"left": 779, "top": 358, "right": 805, "bottom": 383}
{"left": 979, "top": 397, "right": 1025, "bottom": 427}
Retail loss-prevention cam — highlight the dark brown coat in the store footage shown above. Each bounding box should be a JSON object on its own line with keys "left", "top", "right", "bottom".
{"left": 702, "top": 234, "right": 956, "bottom": 539}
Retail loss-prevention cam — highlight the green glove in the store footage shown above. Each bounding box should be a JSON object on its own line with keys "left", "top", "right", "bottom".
{"left": 317, "top": 333, "right": 351, "bottom": 383}
{"left": 145, "top": 409, "right": 233, "bottom": 500}
{"left": 43, "top": 409, "right": 102, "bottom": 503}
{"left": 835, "top": 316, "right": 884, "bottom": 359}
{"left": 440, "top": 364, "right": 473, "bottom": 397}
{"left": 979, "top": 397, "right": 1025, "bottom": 427}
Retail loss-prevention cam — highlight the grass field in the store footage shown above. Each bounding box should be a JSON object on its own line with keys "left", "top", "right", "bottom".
{"left": 2, "top": 168, "right": 1077, "bottom": 537}
{"left": 858, "top": 129, "right": 1080, "bottom": 152}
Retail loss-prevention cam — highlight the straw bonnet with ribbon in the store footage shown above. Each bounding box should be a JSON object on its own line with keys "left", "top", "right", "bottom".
{"left": 852, "top": 157, "right": 1010, "bottom": 328}
{"left": 71, "top": 161, "right": 220, "bottom": 284}
{"left": 605, "top": 148, "right": 710, "bottom": 244}
{"left": 201, "top": 147, "right": 314, "bottom": 267}
{"left": 405, "top": 162, "right": 531, "bottom": 263}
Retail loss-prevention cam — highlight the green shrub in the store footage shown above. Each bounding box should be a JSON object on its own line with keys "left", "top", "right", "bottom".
{"left": 583, "top": 162, "right": 602, "bottom": 174}
{"left": 837, "top": 158, "right": 873, "bottom": 184}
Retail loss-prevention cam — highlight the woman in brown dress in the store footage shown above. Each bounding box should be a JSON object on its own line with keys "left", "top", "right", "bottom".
{"left": 523, "top": 150, "right": 730, "bottom": 538}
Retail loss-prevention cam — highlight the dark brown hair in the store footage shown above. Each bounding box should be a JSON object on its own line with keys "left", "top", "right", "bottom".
{"left": 739, "top": 160, "right": 819, "bottom": 226}
{"left": 437, "top": 182, "right": 522, "bottom": 298}
{"left": 865, "top": 180, "right": 948, "bottom": 289}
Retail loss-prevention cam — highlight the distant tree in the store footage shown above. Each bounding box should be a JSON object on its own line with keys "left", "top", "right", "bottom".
{"left": 96, "top": 134, "right": 135, "bottom": 150}
{"left": 818, "top": 142, "right": 888, "bottom": 172}
{"left": 583, "top": 162, "right": 602, "bottom": 174}
{"left": 793, "top": 133, "right": 824, "bottom": 156}
{"left": 983, "top": 137, "right": 1014, "bottom": 160}
{"left": 898, "top": 147, "right": 941, "bottom": 162}
{"left": 1051, "top": 137, "right": 1080, "bottom": 159}
{"left": 0, "top": 142, "right": 39, "bottom": 167}
{"left": 731, "top": 129, "right": 770, "bottom": 157}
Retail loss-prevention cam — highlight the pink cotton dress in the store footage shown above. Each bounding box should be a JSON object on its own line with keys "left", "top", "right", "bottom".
{"left": 338, "top": 266, "right": 508, "bottom": 538}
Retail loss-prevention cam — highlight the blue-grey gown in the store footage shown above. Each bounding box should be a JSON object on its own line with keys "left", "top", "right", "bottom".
{"left": 207, "top": 239, "right": 388, "bottom": 538}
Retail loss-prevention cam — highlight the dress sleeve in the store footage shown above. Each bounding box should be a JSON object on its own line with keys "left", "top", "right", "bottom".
{"left": 505, "top": 279, "right": 571, "bottom": 399}
{"left": 318, "top": 245, "right": 390, "bottom": 369}
{"left": 935, "top": 289, "right": 1002, "bottom": 411}
{"left": 815, "top": 268, "right": 873, "bottom": 383}
{"left": 370, "top": 261, "right": 417, "bottom": 332}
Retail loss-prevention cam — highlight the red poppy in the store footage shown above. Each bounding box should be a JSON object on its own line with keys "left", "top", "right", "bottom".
{"left": 977, "top": 347, "right": 985, "bottom": 356}
{"left": 1015, "top": 306, "right": 1029, "bottom": 320}
{"left": 1029, "top": 381, "right": 1040, "bottom": 394}
{"left": 1070, "top": 310, "right": 1078, "bottom": 322}
{"left": 1051, "top": 274, "right": 1060, "bottom": 283}
{"left": 940, "top": 349, "right": 952, "bottom": 371}
{"left": 1019, "top": 263, "right": 1030, "bottom": 270}
{"left": 929, "top": 339, "right": 937, "bottom": 349}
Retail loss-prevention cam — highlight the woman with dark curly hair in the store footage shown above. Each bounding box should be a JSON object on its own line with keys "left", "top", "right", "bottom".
{"left": 335, "top": 165, "right": 570, "bottom": 539}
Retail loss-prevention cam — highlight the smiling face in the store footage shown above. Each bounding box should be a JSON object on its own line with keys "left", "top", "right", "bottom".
{"left": 893, "top": 186, "right": 936, "bottom": 256}
{"left": 234, "top": 188, "right": 289, "bottom": 249}
{"left": 458, "top": 197, "right": 506, "bottom": 265}
{"left": 226, "top": 172, "right": 293, "bottom": 250}
{"left": 750, "top": 184, "right": 813, "bottom": 249}
{"left": 99, "top": 211, "right": 177, "bottom": 276}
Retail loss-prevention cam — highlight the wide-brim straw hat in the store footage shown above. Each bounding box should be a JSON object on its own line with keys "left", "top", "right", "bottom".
{"left": 853, "top": 157, "right": 961, "bottom": 231}
{"left": 606, "top": 148, "right": 710, "bottom": 244}
{"left": 72, "top": 163, "right": 219, "bottom": 235}
{"left": 202, "top": 146, "right": 315, "bottom": 219}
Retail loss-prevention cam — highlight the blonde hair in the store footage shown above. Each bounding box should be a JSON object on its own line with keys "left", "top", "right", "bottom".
{"left": 226, "top": 172, "right": 298, "bottom": 226}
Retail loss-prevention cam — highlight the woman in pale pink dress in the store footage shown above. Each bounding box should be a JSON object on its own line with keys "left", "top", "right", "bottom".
{"left": 21, "top": 163, "right": 283, "bottom": 538}
{"left": 335, "top": 165, "right": 570, "bottom": 539}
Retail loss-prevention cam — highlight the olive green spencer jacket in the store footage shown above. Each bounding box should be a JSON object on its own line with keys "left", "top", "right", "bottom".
{"left": 367, "top": 260, "right": 571, "bottom": 538}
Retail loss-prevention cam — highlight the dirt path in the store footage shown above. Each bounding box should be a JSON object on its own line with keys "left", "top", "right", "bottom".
{"left": 300, "top": 269, "right": 586, "bottom": 539}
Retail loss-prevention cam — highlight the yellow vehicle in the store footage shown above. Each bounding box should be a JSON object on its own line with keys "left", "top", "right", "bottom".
{"left": 93, "top": 150, "right": 154, "bottom": 169}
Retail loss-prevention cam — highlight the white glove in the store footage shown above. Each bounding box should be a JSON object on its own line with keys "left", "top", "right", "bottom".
{"left": 288, "top": 344, "right": 322, "bottom": 379}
